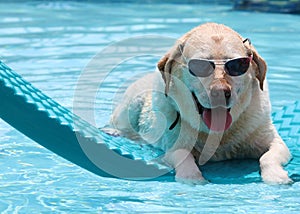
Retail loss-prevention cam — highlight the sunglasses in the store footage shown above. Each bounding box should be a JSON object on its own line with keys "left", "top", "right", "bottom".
{"left": 186, "top": 55, "right": 253, "bottom": 77}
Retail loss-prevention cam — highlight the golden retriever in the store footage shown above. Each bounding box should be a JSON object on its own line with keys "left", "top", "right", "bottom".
{"left": 110, "top": 23, "right": 292, "bottom": 184}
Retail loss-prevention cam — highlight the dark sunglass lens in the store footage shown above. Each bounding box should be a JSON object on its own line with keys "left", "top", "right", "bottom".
{"left": 188, "top": 59, "right": 215, "bottom": 77}
{"left": 225, "top": 57, "right": 250, "bottom": 76}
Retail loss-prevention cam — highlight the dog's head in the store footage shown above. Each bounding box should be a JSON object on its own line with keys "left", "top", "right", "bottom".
{"left": 157, "top": 23, "right": 267, "bottom": 132}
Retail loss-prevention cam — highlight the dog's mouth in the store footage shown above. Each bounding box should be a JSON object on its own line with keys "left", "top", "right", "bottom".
{"left": 191, "top": 92, "right": 232, "bottom": 132}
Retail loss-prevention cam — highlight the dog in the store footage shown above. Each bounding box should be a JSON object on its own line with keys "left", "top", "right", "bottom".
{"left": 110, "top": 23, "right": 292, "bottom": 184}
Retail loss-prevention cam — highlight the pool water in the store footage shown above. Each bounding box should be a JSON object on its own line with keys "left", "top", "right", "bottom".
{"left": 1, "top": 1, "right": 300, "bottom": 213}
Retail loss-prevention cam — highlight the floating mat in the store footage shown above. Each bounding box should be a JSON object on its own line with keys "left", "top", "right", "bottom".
{"left": 0, "top": 61, "right": 299, "bottom": 182}
{"left": 272, "top": 101, "right": 300, "bottom": 142}
{"left": 0, "top": 61, "right": 172, "bottom": 181}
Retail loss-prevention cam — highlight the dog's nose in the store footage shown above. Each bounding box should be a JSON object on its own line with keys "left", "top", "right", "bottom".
{"left": 210, "top": 85, "right": 231, "bottom": 104}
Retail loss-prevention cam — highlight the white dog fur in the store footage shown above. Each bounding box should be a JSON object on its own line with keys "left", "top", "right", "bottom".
{"left": 110, "top": 23, "right": 292, "bottom": 184}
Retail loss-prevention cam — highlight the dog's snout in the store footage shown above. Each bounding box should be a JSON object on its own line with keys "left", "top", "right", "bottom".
{"left": 210, "top": 84, "right": 231, "bottom": 104}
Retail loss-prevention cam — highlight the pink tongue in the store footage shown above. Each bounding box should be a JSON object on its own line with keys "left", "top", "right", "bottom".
{"left": 202, "top": 108, "right": 232, "bottom": 132}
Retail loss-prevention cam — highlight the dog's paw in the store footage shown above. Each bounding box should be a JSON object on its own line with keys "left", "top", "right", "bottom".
{"left": 175, "top": 174, "right": 208, "bottom": 185}
{"left": 261, "top": 166, "right": 293, "bottom": 185}
{"left": 175, "top": 163, "right": 208, "bottom": 185}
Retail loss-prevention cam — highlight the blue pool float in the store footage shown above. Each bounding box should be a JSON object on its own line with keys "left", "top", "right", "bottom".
{"left": 0, "top": 61, "right": 299, "bottom": 182}
{"left": 0, "top": 61, "right": 172, "bottom": 181}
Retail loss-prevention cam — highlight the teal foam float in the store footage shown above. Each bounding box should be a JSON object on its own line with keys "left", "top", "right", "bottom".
{"left": 0, "top": 61, "right": 299, "bottom": 182}
{"left": 0, "top": 61, "right": 172, "bottom": 181}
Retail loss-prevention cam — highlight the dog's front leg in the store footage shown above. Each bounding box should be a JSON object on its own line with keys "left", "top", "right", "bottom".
{"left": 166, "top": 148, "right": 207, "bottom": 185}
{"left": 259, "top": 135, "right": 293, "bottom": 184}
{"left": 163, "top": 121, "right": 207, "bottom": 185}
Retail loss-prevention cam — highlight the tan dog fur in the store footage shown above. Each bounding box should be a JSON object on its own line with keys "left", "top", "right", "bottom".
{"left": 110, "top": 23, "right": 292, "bottom": 184}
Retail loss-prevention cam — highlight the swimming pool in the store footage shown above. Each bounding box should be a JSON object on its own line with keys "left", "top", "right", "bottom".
{"left": 0, "top": 1, "right": 300, "bottom": 213}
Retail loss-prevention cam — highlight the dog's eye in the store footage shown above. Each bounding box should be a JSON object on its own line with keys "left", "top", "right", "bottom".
{"left": 188, "top": 59, "right": 215, "bottom": 77}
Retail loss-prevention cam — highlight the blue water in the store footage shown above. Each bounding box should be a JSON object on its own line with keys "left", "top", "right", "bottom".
{"left": 1, "top": 1, "right": 300, "bottom": 213}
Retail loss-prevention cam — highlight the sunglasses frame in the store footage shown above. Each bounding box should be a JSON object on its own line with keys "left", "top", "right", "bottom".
{"left": 178, "top": 40, "right": 253, "bottom": 78}
{"left": 186, "top": 55, "right": 253, "bottom": 77}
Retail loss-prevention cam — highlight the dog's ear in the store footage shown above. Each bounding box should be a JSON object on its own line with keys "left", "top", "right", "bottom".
{"left": 157, "top": 43, "right": 183, "bottom": 95}
{"left": 157, "top": 52, "right": 172, "bottom": 95}
{"left": 250, "top": 46, "right": 267, "bottom": 91}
